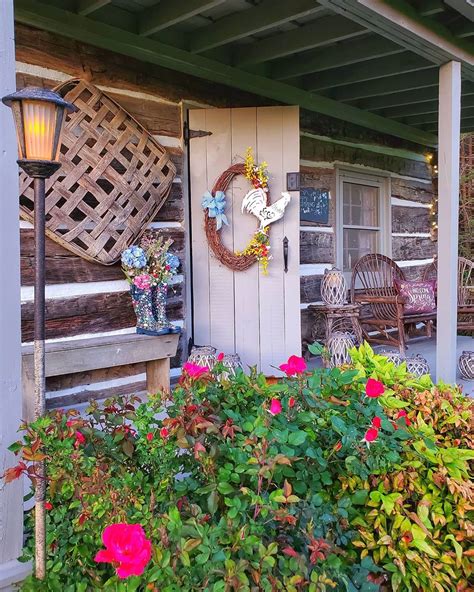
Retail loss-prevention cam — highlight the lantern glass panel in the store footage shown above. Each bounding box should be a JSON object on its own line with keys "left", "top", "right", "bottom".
{"left": 22, "top": 100, "right": 58, "bottom": 161}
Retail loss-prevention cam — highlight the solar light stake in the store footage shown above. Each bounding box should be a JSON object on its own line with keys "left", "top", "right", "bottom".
{"left": 1, "top": 87, "right": 75, "bottom": 581}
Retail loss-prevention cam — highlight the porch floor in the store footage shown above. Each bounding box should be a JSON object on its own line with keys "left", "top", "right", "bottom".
{"left": 308, "top": 335, "right": 474, "bottom": 396}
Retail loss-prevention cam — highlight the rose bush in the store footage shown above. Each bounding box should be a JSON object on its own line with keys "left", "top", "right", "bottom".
{"left": 4, "top": 344, "right": 473, "bottom": 591}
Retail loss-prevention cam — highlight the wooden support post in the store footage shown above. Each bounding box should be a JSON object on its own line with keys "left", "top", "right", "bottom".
{"left": 146, "top": 358, "right": 171, "bottom": 394}
{"left": 0, "top": 1, "right": 32, "bottom": 588}
{"left": 436, "top": 61, "right": 461, "bottom": 384}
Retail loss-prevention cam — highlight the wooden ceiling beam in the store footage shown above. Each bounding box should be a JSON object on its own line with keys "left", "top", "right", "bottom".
{"left": 77, "top": 0, "right": 111, "bottom": 16}
{"left": 272, "top": 35, "right": 404, "bottom": 80}
{"left": 317, "top": 0, "right": 474, "bottom": 79}
{"left": 14, "top": 0, "right": 437, "bottom": 146}
{"left": 304, "top": 52, "right": 433, "bottom": 92}
{"left": 380, "top": 96, "right": 474, "bottom": 118}
{"left": 419, "top": 0, "right": 446, "bottom": 16}
{"left": 330, "top": 67, "right": 439, "bottom": 101}
{"left": 139, "top": 0, "right": 226, "bottom": 37}
{"left": 189, "top": 0, "right": 324, "bottom": 53}
{"left": 356, "top": 83, "right": 474, "bottom": 111}
{"left": 235, "top": 15, "right": 366, "bottom": 66}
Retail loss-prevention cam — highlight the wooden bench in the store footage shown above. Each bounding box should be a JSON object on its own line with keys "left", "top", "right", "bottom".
{"left": 21, "top": 332, "right": 180, "bottom": 420}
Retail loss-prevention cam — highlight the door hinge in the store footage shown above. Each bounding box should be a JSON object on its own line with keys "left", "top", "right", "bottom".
{"left": 183, "top": 121, "right": 213, "bottom": 146}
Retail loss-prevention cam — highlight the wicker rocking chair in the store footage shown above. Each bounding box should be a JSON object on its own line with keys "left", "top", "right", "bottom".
{"left": 350, "top": 253, "right": 436, "bottom": 354}
{"left": 422, "top": 256, "right": 474, "bottom": 332}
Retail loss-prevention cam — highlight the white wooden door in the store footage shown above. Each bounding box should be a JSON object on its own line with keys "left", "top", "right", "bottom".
{"left": 189, "top": 106, "right": 300, "bottom": 375}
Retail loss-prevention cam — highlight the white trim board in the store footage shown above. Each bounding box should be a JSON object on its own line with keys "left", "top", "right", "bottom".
{"left": 300, "top": 226, "right": 334, "bottom": 233}
{"left": 20, "top": 275, "right": 184, "bottom": 302}
{"left": 391, "top": 197, "right": 432, "bottom": 209}
{"left": 396, "top": 258, "right": 434, "bottom": 267}
{"left": 300, "top": 263, "right": 332, "bottom": 276}
{"left": 392, "top": 232, "right": 431, "bottom": 238}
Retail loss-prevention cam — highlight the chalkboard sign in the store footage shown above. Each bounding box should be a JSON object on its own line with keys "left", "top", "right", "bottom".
{"left": 300, "top": 187, "right": 330, "bottom": 224}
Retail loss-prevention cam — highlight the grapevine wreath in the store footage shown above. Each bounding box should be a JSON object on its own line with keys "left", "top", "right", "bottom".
{"left": 201, "top": 148, "right": 274, "bottom": 273}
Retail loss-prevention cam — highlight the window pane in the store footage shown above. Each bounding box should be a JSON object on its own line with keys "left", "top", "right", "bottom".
{"left": 343, "top": 228, "right": 379, "bottom": 271}
{"left": 343, "top": 182, "right": 379, "bottom": 227}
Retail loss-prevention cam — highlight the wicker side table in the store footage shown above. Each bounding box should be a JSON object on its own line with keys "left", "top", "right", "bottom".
{"left": 308, "top": 302, "right": 363, "bottom": 345}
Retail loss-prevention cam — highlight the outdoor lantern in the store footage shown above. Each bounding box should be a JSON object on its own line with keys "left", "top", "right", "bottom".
{"left": 1, "top": 86, "right": 75, "bottom": 178}
{"left": 1, "top": 86, "right": 74, "bottom": 582}
{"left": 321, "top": 267, "right": 347, "bottom": 306}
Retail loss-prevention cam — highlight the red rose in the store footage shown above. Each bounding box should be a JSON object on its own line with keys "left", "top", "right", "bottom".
{"left": 371, "top": 416, "right": 382, "bottom": 429}
{"left": 146, "top": 432, "right": 153, "bottom": 442}
{"left": 365, "top": 378, "right": 385, "bottom": 398}
{"left": 160, "top": 427, "right": 169, "bottom": 439}
{"left": 363, "top": 427, "right": 379, "bottom": 443}
{"left": 217, "top": 352, "right": 225, "bottom": 362}
{"left": 45, "top": 501, "right": 53, "bottom": 511}
{"left": 288, "top": 397, "right": 296, "bottom": 409}
{"left": 74, "top": 431, "right": 86, "bottom": 448}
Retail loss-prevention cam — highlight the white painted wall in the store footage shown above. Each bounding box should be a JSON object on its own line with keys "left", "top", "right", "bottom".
{"left": 0, "top": 2, "right": 31, "bottom": 588}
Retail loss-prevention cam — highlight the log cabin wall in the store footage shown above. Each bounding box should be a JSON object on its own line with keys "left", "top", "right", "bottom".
{"left": 16, "top": 24, "right": 436, "bottom": 401}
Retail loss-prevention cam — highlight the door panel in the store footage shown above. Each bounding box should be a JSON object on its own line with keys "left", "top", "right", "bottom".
{"left": 189, "top": 106, "right": 300, "bottom": 374}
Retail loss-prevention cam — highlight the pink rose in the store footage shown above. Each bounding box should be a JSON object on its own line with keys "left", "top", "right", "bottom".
{"left": 94, "top": 523, "right": 152, "bottom": 579}
{"left": 182, "top": 362, "right": 208, "bottom": 379}
{"left": 279, "top": 355, "right": 307, "bottom": 376}
{"left": 217, "top": 352, "right": 225, "bottom": 362}
{"left": 363, "top": 427, "right": 379, "bottom": 443}
{"left": 269, "top": 398, "right": 282, "bottom": 416}
{"left": 371, "top": 416, "right": 382, "bottom": 429}
{"left": 133, "top": 274, "right": 152, "bottom": 290}
{"left": 365, "top": 378, "right": 385, "bottom": 398}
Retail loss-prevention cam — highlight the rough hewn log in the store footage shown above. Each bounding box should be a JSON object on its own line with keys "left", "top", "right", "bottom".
{"left": 16, "top": 72, "right": 182, "bottom": 138}
{"left": 392, "top": 206, "right": 430, "bottom": 234}
{"left": 21, "top": 285, "right": 184, "bottom": 341}
{"left": 301, "top": 136, "right": 431, "bottom": 180}
{"left": 300, "top": 231, "right": 334, "bottom": 264}
{"left": 393, "top": 236, "right": 437, "bottom": 260}
{"left": 156, "top": 182, "right": 184, "bottom": 221}
{"left": 391, "top": 177, "right": 434, "bottom": 204}
{"left": 21, "top": 227, "right": 185, "bottom": 285}
{"left": 300, "top": 275, "right": 322, "bottom": 303}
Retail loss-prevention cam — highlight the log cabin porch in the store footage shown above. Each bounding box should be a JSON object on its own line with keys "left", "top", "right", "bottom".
{"left": 1, "top": 0, "right": 474, "bottom": 588}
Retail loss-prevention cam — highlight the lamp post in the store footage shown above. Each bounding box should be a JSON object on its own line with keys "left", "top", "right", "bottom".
{"left": 1, "top": 87, "right": 75, "bottom": 580}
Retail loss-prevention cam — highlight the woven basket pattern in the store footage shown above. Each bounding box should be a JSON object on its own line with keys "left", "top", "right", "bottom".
{"left": 18, "top": 79, "right": 176, "bottom": 265}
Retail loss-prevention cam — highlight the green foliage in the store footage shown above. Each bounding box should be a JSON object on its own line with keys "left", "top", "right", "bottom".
{"left": 6, "top": 345, "right": 473, "bottom": 591}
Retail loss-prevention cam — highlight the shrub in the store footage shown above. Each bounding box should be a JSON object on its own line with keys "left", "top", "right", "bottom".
{"left": 4, "top": 345, "right": 474, "bottom": 591}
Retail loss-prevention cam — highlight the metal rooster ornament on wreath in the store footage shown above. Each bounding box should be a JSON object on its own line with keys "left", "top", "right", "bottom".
{"left": 201, "top": 147, "right": 291, "bottom": 274}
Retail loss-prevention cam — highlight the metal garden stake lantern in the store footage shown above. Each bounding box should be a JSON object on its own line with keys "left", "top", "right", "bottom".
{"left": 1, "top": 87, "right": 75, "bottom": 581}
{"left": 321, "top": 267, "right": 346, "bottom": 306}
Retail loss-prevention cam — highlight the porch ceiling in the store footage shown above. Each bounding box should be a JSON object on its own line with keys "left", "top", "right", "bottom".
{"left": 14, "top": 0, "right": 474, "bottom": 147}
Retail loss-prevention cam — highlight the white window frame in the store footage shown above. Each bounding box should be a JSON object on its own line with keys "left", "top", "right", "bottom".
{"left": 336, "top": 169, "right": 391, "bottom": 278}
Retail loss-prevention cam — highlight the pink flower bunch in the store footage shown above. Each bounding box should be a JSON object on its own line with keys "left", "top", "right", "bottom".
{"left": 365, "top": 378, "right": 385, "bottom": 398}
{"left": 279, "top": 355, "right": 307, "bottom": 377}
{"left": 133, "top": 274, "right": 153, "bottom": 290}
{"left": 94, "top": 523, "right": 152, "bottom": 579}
{"left": 182, "top": 362, "right": 208, "bottom": 379}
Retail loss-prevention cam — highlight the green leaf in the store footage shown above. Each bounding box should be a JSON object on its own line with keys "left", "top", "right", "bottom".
{"left": 217, "top": 482, "right": 234, "bottom": 495}
{"left": 208, "top": 490, "right": 219, "bottom": 515}
{"left": 288, "top": 431, "right": 307, "bottom": 446}
{"left": 308, "top": 342, "right": 325, "bottom": 356}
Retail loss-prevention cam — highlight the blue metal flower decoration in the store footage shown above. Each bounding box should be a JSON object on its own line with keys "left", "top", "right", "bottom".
{"left": 201, "top": 190, "right": 229, "bottom": 231}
